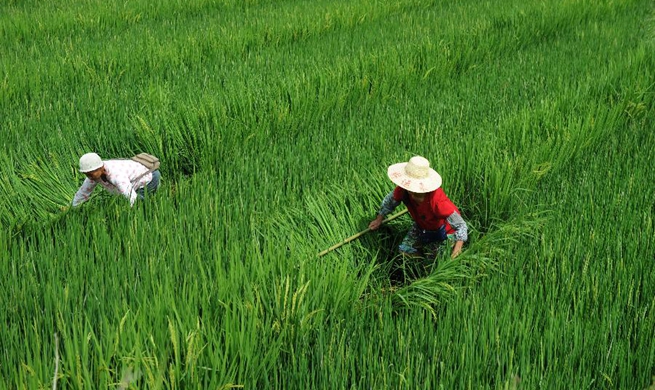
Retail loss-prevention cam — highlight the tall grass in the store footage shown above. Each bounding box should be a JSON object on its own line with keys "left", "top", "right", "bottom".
{"left": 1, "top": 0, "right": 654, "bottom": 388}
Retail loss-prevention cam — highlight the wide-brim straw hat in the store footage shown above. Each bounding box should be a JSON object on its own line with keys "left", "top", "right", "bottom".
{"left": 387, "top": 155, "right": 442, "bottom": 193}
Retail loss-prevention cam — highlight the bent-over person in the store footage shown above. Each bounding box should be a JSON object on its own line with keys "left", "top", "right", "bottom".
{"left": 369, "top": 155, "right": 468, "bottom": 259}
{"left": 72, "top": 152, "right": 161, "bottom": 207}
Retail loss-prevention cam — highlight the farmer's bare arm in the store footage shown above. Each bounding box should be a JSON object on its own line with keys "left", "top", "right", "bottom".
{"left": 447, "top": 212, "right": 468, "bottom": 258}
{"left": 451, "top": 240, "right": 464, "bottom": 258}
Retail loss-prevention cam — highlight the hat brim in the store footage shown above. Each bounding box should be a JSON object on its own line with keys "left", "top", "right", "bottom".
{"left": 387, "top": 162, "right": 442, "bottom": 193}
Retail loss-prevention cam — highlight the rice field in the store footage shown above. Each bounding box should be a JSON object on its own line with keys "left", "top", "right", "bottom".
{"left": 1, "top": 0, "right": 654, "bottom": 388}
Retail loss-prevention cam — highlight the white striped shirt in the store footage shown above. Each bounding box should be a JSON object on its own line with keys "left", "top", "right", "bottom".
{"left": 72, "top": 159, "right": 152, "bottom": 207}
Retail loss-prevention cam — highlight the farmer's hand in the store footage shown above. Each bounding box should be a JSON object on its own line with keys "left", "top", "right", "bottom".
{"left": 451, "top": 241, "right": 464, "bottom": 259}
{"left": 368, "top": 214, "right": 384, "bottom": 230}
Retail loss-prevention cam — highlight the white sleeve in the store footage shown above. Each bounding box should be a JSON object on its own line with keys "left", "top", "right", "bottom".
{"left": 109, "top": 175, "right": 138, "bottom": 206}
{"left": 72, "top": 179, "right": 97, "bottom": 207}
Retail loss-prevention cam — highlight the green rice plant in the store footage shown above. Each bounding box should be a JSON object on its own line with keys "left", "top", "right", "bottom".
{"left": 1, "top": 0, "right": 654, "bottom": 387}
{"left": 268, "top": 177, "right": 533, "bottom": 319}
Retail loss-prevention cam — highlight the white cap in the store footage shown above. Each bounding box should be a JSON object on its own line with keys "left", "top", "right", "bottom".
{"left": 79, "top": 153, "right": 103, "bottom": 173}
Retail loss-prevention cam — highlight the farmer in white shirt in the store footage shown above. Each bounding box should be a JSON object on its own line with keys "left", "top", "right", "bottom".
{"left": 72, "top": 152, "right": 161, "bottom": 207}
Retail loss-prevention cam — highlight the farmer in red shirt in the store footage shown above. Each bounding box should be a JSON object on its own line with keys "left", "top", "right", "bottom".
{"left": 369, "top": 156, "right": 468, "bottom": 258}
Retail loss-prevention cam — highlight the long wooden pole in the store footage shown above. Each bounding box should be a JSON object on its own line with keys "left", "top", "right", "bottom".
{"left": 317, "top": 208, "right": 408, "bottom": 257}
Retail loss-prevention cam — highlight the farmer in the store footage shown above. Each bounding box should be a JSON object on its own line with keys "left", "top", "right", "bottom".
{"left": 72, "top": 152, "right": 161, "bottom": 207}
{"left": 369, "top": 155, "right": 468, "bottom": 259}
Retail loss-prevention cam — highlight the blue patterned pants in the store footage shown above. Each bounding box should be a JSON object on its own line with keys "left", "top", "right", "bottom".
{"left": 398, "top": 223, "right": 453, "bottom": 255}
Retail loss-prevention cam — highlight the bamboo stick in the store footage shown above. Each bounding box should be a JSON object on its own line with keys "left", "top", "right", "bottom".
{"left": 317, "top": 208, "right": 408, "bottom": 257}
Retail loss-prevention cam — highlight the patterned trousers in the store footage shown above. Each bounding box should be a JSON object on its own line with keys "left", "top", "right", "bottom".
{"left": 398, "top": 223, "right": 454, "bottom": 255}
